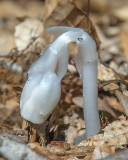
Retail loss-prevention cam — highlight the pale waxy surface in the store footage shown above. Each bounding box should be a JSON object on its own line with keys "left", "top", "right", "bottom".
{"left": 47, "top": 26, "right": 100, "bottom": 139}
{"left": 20, "top": 29, "right": 83, "bottom": 124}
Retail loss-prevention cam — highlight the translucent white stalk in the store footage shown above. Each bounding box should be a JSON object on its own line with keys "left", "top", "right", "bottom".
{"left": 47, "top": 26, "right": 101, "bottom": 139}
{"left": 83, "top": 61, "right": 99, "bottom": 139}
{"left": 46, "top": 27, "right": 83, "bottom": 80}
{"left": 76, "top": 31, "right": 100, "bottom": 139}
{"left": 20, "top": 30, "right": 83, "bottom": 124}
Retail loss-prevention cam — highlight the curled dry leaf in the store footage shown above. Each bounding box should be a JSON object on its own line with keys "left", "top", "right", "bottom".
{"left": 44, "top": 0, "right": 100, "bottom": 50}
{"left": 43, "top": 0, "right": 60, "bottom": 20}
{"left": 110, "top": 61, "right": 128, "bottom": 76}
{"left": 65, "top": 92, "right": 72, "bottom": 103}
{"left": 98, "top": 97, "right": 118, "bottom": 119}
{"left": 29, "top": 128, "right": 36, "bottom": 143}
{"left": 14, "top": 18, "right": 44, "bottom": 51}
{"left": 28, "top": 142, "right": 57, "bottom": 160}
{"left": 0, "top": 1, "right": 44, "bottom": 19}
{"left": 72, "top": 97, "right": 83, "bottom": 108}
{"left": 92, "top": 144, "right": 112, "bottom": 160}
{"left": 115, "top": 90, "right": 128, "bottom": 116}
{"left": 44, "top": 0, "right": 74, "bottom": 28}
{"left": 78, "top": 115, "right": 128, "bottom": 159}
{"left": 65, "top": 126, "right": 77, "bottom": 144}
{"left": 47, "top": 141, "right": 70, "bottom": 155}
{"left": 123, "top": 90, "right": 128, "bottom": 97}
{"left": 98, "top": 63, "right": 118, "bottom": 81}
{"left": 72, "top": 92, "right": 124, "bottom": 119}
{"left": 0, "top": 30, "right": 15, "bottom": 52}
{"left": 113, "top": 6, "right": 128, "bottom": 21}
{"left": 99, "top": 63, "right": 128, "bottom": 87}
{"left": 104, "top": 96, "right": 125, "bottom": 114}
{"left": 103, "top": 83, "right": 119, "bottom": 91}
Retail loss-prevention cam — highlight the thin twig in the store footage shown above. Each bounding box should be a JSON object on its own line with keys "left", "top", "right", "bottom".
{"left": 87, "top": 0, "right": 90, "bottom": 27}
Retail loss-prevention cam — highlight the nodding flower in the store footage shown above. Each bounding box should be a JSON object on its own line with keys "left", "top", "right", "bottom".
{"left": 47, "top": 26, "right": 100, "bottom": 139}
{"left": 20, "top": 26, "right": 100, "bottom": 140}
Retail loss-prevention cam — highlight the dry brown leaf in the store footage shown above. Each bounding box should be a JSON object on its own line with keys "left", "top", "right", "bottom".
{"left": 0, "top": 124, "right": 13, "bottom": 134}
{"left": 65, "top": 126, "right": 77, "bottom": 144}
{"left": 43, "top": 0, "right": 60, "bottom": 20}
{"left": 103, "top": 83, "right": 119, "bottom": 91}
{"left": 44, "top": 1, "right": 100, "bottom": 50}
{"left": 0, "top": 68, "right": 22, "bottom": 83}
{"left": 65, "top": 93, "right": 72, "bottom": 103}
{"left": 72, "top": 97, "right": 83, "bottom": 108}
{"left": 113, "top": 6, "right": 128, "bottom": 21}
{"left": 120, "top": 31, "right": 128, "bottom": 61}
{"left": 46, "top": 141, "right": 94, "bottom": 159}
{"left": 115, "top": 90, "right": 128, "bottom": 116}
{"left": 0, "top": 1, "right": 44, "bottom": 19}
{"left": 44, "top": 0, "right": 74, "bottom": 28}
{"left": 78, "top": 115, "right": 128, "bottom": 159}
{"left": 14, "top": 18, "right": 44, "bottom": 51}
{"left": 0, "top": 31, "right": 15, "bottom": 52}
{"left": 123, "top": 90, "right": 128, "bottom": 97}
{"left": 92, "top": 144, "right": 112, "bottom": 160}
{"left": 105, "top": 96, "right": 125, "bottom": 114}
{"left": 28, "top": 142, "right": 57, "bottom": 159}
{"left": 48, "top": 105, "right": 64, "bottom": 128}
{"left": 29, "top": 128, "right": 36, "bottom": 143}
{"left": 98, "top": 98, "right": 117, "bottom": 119}
{"left": 47, "top": 141, "right": 70, "bottom": 155}
{"left": 98, "top": 63, "right": 119, "bottom": 81}
{"left": 75, "top": 0, "right": 109, "bottom": 13}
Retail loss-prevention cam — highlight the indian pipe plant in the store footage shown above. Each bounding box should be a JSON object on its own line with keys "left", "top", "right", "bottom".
{"left": 20, "top": 26, "right": 100, "bottom": 141}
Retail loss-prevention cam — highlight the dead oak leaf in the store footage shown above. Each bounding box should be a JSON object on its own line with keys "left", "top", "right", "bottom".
{"left": 115, "top": 90, "right": 128, "bottom": 116}
{"left": 78, "top": 116, "right": 128, "bottom": 159}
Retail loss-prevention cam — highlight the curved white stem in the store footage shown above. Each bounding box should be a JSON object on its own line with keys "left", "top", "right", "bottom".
{"left": 76, "top": 31, "right": 100, "bottom": 139}
{"left": 51, "top": 30, "right": 83, "bottom": 52}
{"left": 46, "top": 27, "right": 82, "bottom": 80}
{"left": 47, "top": 26, "right": 101, "bottom": 139}
{"left": 46, "top": 26, "right": 82, "bottom": 37}
{"left": 20, "top": 25, "right": 101, "bottom": 139}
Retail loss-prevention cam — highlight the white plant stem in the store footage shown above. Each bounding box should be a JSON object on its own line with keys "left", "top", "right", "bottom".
{"left": 47, "top": 26, "right": 101, "bottom": 139}
{"left": 20, "top": 26, "right": 101, "bottom": 140}
{"left": 83, "top": 60, "right": 100, "bottom": 139}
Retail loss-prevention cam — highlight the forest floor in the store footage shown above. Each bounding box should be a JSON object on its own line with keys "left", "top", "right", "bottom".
{"left": 0, "top": 0, "right": 128, "bottom": 159}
